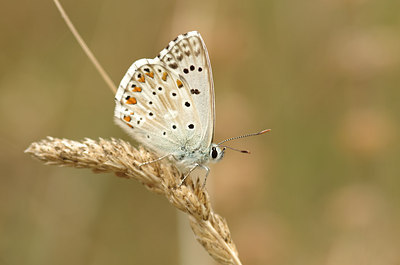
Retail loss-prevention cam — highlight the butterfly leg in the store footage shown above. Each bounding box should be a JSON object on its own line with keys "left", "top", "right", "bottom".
{"left": 198, "top": 165, "right": 210, "bottom": 189}
{"left": 179, "top": 163, "right": 199, "bottom": 187}
{"left": 178, "top": 164, "right": 210, "bottom": 188}
{"left": 138, "top": 154, "right": 171, "bottom": 168}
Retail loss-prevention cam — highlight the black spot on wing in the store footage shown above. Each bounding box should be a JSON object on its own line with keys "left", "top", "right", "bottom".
{"left": 190, "top": 89, "right": 200, "bottom": 95}
{"left": 169, "top": 63, "right": 178, "bottom": 69}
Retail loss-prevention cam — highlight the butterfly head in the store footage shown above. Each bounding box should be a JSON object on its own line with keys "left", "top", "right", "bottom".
{"left": 209, "top": 144, "right": 225, "bottom": 162}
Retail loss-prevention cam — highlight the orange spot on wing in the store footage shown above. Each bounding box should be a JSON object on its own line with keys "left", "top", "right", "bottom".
{"left": 162, "top": 72, "right": 168, "bottom": 81}
{"left": 127, "top": 123, "right": 133, "bottom": 128}
{"left": 176, "top": 79, "right": 183, "bottom": 88}
{"left": 138, "top": 75, "right": 145, "bottom": 83}
{"left": 132, "top": 87, "right": 142, "bottom": 92}
{"left": 130, "top": 112, "right": 134, "bottom": 115}
{"left": 145, "top": 72, "right": 154, "bottom": 78}
{"left": 124, "top": 116, "right": 131, "bottom": 122}
{"left": 126, "top": 97, "right": 137, "bottom": 104}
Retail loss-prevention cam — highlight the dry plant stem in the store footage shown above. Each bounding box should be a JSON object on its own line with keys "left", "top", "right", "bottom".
{"left": 53, "top": 0, "right": 117, "bottom": 94}
{"left": 25, "top": 137, "right": 242, "bottom": 265}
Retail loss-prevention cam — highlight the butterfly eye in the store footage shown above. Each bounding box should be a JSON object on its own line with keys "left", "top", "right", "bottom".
{"left": 211, "top": 147, "right": 218, "bottom": 159}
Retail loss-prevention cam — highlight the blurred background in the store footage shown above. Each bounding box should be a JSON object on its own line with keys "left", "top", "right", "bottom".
{"left": 1, "top": 0, "right": 400, "bottom": 264}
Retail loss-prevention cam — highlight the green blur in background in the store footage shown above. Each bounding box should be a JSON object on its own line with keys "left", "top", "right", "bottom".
{"left": 1, "top": 0, "right": 400, "bottom": 264}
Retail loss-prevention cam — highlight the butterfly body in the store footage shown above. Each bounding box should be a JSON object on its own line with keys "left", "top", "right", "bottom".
{"left": 114, "top": 31, "right": 224, "bottom": 173}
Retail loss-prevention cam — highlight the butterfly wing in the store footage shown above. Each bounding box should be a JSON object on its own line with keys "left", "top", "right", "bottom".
{"left": 114, "top": 58, "right": 202, "bottom": 156}
{"left": 114, "top": 31, "right": 215, "bottom": 158}
{"left": 157, "top": 31, "right": 215, "bottom": 148}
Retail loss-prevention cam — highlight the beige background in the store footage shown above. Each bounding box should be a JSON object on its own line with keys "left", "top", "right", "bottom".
{"left": 1, "top": 0, "right": 400, "bottom": 264}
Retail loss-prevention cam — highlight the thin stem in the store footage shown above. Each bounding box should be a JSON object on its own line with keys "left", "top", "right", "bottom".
{"left": 53, "top": 0, "right": 117, "bottom": 94}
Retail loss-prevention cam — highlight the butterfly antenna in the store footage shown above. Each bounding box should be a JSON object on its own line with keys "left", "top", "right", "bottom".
{"left": 53, "top": 0, "right": 117, "bottom": 94}
{"left": 217, "top": 129, "right": 271, "bottom": 145}
{"left": 219, "top": 145, "right": 251, "bottom": 154}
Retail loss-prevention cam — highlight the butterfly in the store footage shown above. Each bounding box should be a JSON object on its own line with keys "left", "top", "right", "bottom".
{"left": 114, "top": 31, "right": 269, "bottom": 186}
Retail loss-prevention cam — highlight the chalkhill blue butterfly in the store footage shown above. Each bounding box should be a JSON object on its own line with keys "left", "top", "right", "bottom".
{"left": 114, "top": 31, "right": 269, "bottom": 186}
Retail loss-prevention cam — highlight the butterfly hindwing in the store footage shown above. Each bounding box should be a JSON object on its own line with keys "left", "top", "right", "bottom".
{"left": 114, "top": 58, "right": 203, "bottom": 156}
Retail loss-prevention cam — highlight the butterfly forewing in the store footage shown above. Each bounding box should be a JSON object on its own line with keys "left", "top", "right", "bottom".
{"left": 158, "top": 31, "right": 215, "bottom": 147}
{"left": 114, "top": 31, "right": 215, "bottom": 159}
